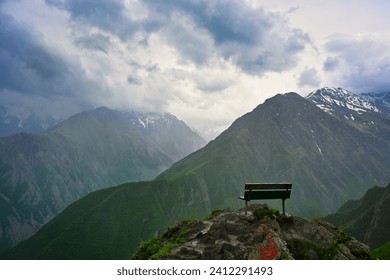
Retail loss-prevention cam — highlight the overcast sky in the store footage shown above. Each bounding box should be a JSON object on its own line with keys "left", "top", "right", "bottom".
{"left": 1, "top": 0, "right": 390, "bottom": 139}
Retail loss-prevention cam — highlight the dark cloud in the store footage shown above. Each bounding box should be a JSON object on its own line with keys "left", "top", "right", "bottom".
{"left": 323, "top": 56, "right": 340, "bottom": 72}
{"left": 0, "top": 10, "right": 102, "bottom": 118}
{"left": 73, "top": 33, "right": 112, "bottom": 53}
{"left": 146, "top": 0, "right": 263, "bottom": 45}
{"left": 0, "top": 11, "right": 69, "bottom": 95}
{"left": 47, "top": 0, "right": 125, "bottom": 30}
{"left": 127, "top": 75, "right": 142, "bottom": 85}
{"left": 46, "top": 0, "right": 160, "bottom": 41}
{"left": 325, "top": 34, "right": 390, "bottom": 93}
{"left": 47, "top": 0, "right": 311, "bottom": 75}
{"left": 298, "top": 67, "right": 321, "bottom": 87}
{"left": 143, "top": 0, "right": 312, "bottom": 75}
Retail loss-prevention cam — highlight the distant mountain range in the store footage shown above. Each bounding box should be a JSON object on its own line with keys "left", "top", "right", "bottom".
{"left": 0, "top": 105, "right": 60, "bottom": 137}
{"left": 360, "top": 91, "right": 390, "bottom": 116}
{"left": 0, "top": 107, "right": 205, "bottom": 252}
{"left": 2, "top": 87, "right": 390, "bottom": 259}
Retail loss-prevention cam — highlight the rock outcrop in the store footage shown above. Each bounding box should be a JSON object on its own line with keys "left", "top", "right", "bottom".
{"left": 133, "top": 204, "right": 371, "bottom": 260}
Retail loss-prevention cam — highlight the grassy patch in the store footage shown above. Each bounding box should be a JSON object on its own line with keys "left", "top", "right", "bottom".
{"left": 253, "top": 208, "right": 280, "bottom": 219}
{"left": 286, "top": 239, "right": 340, "bottom": 260}
{"left": 370, "top": 241, "right": 390, "bottom": 259}
{"left": 336, "top": 229, "right": 352, "bottom": 244}
{"left": 203, "top": 209, "right": 224, "bottom": 221}
{"left": 132, "top": 220, "right": 194, "bottom": 260}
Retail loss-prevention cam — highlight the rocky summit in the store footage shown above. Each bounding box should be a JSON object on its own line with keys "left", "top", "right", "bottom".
{"left": 133, "top": 204, "right": 371, "bottom": 260}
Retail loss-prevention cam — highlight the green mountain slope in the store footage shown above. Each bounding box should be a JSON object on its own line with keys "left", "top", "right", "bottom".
{"left": 371, "top": 241, "right": 390, "bottom": 259}
{"left": 158, "top": 92, "right": 390, "bottom": 216}
{"left": 3, "top": 91, "right": 390, "bottom": 259}
{"left": 324, "top": 183, "right": 390, "bottom": 250}
{"left": 0, "top": 107, "right": 205, "bottom": 252}
{"left": 1, "top": 177, "right": 211, "bottom": 259}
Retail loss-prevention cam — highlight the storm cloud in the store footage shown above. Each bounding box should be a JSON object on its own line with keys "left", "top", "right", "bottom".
{"left": 0, "top": 8, "right": 103, "bottom": 118}
{"left": 1, "top": 0, "right": 388, "bottom": 137}
{"left": 298, "top": 67, "right": 321, "bottom": 88}
{"left": 46, "top": 0, "right": 312, "bottom": 75}
{"left": 0, "top": 11, "right": 70, "bottom": 95}
{"left": 324, "top": 33, "right": 390, "bottom": 93}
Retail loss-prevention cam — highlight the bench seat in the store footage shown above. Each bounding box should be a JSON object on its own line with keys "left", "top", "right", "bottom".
{"left": 239, "top": 183, "right": 292, "bottom": 215}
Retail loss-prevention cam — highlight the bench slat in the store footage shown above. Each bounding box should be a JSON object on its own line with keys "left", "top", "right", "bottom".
{"left": 244, "top": 190, "right": 291, "bottom": 200}
{"left": 244, "top": 183, "right": 292, "bottom": 190}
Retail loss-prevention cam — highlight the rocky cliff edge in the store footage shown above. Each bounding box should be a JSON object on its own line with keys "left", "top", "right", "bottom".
{"left": 132, "top": 204, "right": 370, "bottom": 260}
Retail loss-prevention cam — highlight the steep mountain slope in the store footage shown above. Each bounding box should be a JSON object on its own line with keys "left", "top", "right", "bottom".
{"left": 158, "top": 91, "right": 390, "bottom": 216}
{"left": 324, "top": 183, "right": 390, "bottom": 250}
{"left": 0, "top": 107, "right": 205, "bottom": 252}
{"left": 371, "top": 241, "right": 390, "bottom": 259}
{"left": 3, "top": 90, "right": 390, "bottom": 259}
{"left": 0, "top": 178, "right": 211, "bottom": 259}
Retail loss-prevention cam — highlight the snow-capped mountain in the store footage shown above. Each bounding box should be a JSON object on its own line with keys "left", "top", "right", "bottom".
{"left": 120, "top": 110, "right": 206, "bottom": 161}
{"left": 306, "top": 87, "right": 390, "bottom": 140}
{"left": 360, "top": 92, "right": 390, "bottom": 116}
{"left": 0, "top": 106, "right": 206, "bottom": 252}
{"left": 306, "top": 87, "right": 379, "bottom": 115}
{"left": 0, "top": 106, "right": 60, "bottom": 137}
{"left": 125, "top": 111, "right": 183, "bottom": 131}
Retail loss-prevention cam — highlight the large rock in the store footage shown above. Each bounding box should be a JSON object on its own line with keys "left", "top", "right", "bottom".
{"left": 133, "top": 204, "right": 371, "bottom": 260}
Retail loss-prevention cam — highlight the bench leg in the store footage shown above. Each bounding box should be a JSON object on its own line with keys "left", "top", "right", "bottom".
{"left": 282, "top": 199, "right": 286, "bottom": 215}
{"left": 245, "top": 200, "right": 248, "bottom": 215}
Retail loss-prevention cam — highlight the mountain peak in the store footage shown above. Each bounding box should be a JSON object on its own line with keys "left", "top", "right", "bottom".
{"left": 360, "top": 91, "right": 390, "bottom": 116}
{"left": 307, "top": 87, "right": 379, "bottom": 114}
{"left": 125, "top": 111, "right": 179, "bottom": 130}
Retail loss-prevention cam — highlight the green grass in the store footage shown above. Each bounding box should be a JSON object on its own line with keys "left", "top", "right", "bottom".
{"left": 370, "top": 241, "right": 390, "bottom": 259}
{"left": 132, "top": 220, "right": 193, "bottom": 260}
{"left": 286, "top": 239, "right": 335, "bottom": 260}
{"left": 253, "top": 208, "right": 280, "bottom": 219}
{"left": 203, "top": 209, "right": 224, "bottom": 221}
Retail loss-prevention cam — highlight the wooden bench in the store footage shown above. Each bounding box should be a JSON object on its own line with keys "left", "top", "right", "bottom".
{"left": 239, "top": 183, "right": 292, "bottom": 215}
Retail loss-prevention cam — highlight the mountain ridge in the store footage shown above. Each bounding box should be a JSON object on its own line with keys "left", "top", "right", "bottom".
{"left": 324, "top": 183, "right": 390, "bottom": 250}
{"left": 2, "top": 88, "right": 390, "bottom": 259}
{"left": 307, "top": 87, "right": 379, "bottom": 114}
{"left": 0, "top": 107, "right": 205, "bottom": 252}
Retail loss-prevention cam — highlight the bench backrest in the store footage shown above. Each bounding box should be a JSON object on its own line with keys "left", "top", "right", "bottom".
{"left": 243, "top": 183, "right": 292, "bottom": 201}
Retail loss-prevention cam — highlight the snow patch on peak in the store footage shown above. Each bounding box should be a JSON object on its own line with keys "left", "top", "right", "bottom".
{"left": 122, "top": 111, "right": 181, "bottom": 131}
{"left": 307, "top": 87, "right": 379, "bottom": 115}
{"left": 360, "top": 92, "right": 390, "bottom": 116}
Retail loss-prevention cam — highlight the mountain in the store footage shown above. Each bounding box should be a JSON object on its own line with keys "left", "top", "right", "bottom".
{"left": 0, "top": 107, "right": 205, "bottom": 252}
{"left": 159, "top": 90, "right": 390, "bottom": 216}
{"left": 123, "top": 111, "right": 206, "bottom": 162}
{"left": 0, "top": 105, "right": 59, "bottom": 137}
{"left": 3, "top": 89, "right": 390, "bottom": 259}
{"left": 132, "top": 204, "right": 371, "bottom": 260}
{"left": 307, "top": 87, "right": 380, "bottom": 115}
{"left": 323, "top": 183, "right": 390, "bottom": 250}
{"left": 360, "top": 92, "right": 390, "bottom": 116}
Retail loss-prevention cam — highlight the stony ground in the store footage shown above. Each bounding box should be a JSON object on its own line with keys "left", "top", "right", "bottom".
{"left": 133, "top": 204, "right": 371, "bottom": 260}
